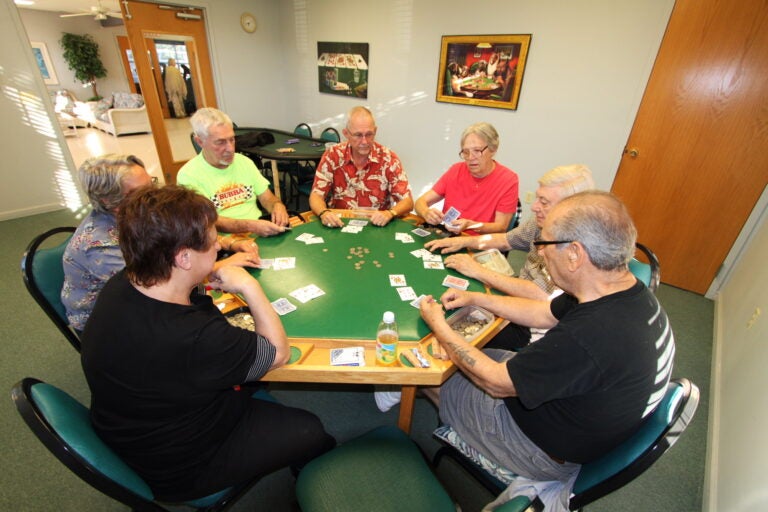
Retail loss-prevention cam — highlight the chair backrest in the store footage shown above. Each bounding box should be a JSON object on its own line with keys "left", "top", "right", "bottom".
{"left": 321, "top": 127, "right": 340, "bottom": 143}
{"left": 11, "top": 378, "right": 165, "bottom": 510}
{"left": 11, "top": 378, "right": 244, "bottom": 511}
{"left": 629, "top": 242, "right": 661, "bottom": 293}
{"left": 21, "top": 227, "right": 81, "bottom": 352}
{"left": 508, "top": 198, "right": 523, "bottom": 231}
{"left": 294, "top": 122, "right": 312, "bottom": 138}
{"left": 568, "top": 378, "right": 699, "bottom": 510}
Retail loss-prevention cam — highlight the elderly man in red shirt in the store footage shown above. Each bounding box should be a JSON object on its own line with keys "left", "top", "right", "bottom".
{"left": 309, "top": 106, "right": 413, "bottom": 227}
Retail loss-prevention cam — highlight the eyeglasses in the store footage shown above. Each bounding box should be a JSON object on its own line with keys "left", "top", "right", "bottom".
{"left": 459, "top": 146, "right": 488, "bottom": 160}
{"left": 349, "top": 131, "right": 375, "bottom": 141}
{"left": 532, "top": 238, "right": 574, "bottom": 247}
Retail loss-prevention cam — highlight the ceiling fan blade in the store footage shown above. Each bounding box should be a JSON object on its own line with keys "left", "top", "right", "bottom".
{"left": 106, "top": 12, "right": 123, "bottom": 18}
{"left": 59, "top": 13, "right": 94, "bottom": 18}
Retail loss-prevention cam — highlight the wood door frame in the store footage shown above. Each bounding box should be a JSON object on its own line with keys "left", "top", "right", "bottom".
{"left": 120, "top": 0, "right": 217, "bottom": 184}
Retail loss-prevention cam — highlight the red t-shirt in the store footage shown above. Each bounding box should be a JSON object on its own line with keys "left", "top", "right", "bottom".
{"left": 433, "top": 161, "right": 519, "bottom": 222}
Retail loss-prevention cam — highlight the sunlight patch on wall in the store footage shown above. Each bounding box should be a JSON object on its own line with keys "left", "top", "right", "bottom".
{"left": 2, "top": 81, "right": 83, "bottom": 212}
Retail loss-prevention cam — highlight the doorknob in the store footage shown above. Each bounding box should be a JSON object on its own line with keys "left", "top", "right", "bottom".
{"left": 624, "top": 147, "right": 640, "bottom": 158}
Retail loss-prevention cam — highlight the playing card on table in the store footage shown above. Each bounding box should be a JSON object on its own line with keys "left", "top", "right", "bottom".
{"left": 341, "top": 225, "right": 363, "bottom": 234}
{"left": 257, "top": 258, "right": 274, "bottom": 269}
{"left": 395, "top": 232, "right": 414, "bottom": 243}
{"left": 410, "top": 248, "right": 431, "bottom": 259}
{"left": 271, "top": 298, "right": 297, "bottom": 315}
{"left": 422, "top": 252, "right": 443, "bottom": 263}
{"left": 305, "top": 236, "right": 325, "bottom": 244}
{"left": 348, "top": 219, "right": 369, "bottom": 227}
{"left": 411, "top": 228, "right": 431, "bottom": 237}
{"left": 389, "top": 274, "right": 407, "bottom": 287}
{"left": 442, "top": 275, "right": 469, "bottom": 290}
{"left": 442, "top": 206, "right": 461, "bottom": 225}
{"left": 424, "top": 260, "right": 445, "bottom": 270}
{"left": 273, "top": 257, "right": 296, "bottom": 270}
{"left": 396, "top": 286, "right": 417, "bottom": 301}
{"left": 296, "top": 233, "right": 317, "bottom": 243}
{"left": 290, "top": 284, "right": 326, "bottom": 303}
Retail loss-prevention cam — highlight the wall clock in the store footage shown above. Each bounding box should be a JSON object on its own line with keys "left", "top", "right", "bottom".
{"left": 240, "top": 12, "right": 257, "bottom": 33}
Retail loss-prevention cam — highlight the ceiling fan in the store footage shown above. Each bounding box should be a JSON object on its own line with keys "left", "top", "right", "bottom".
{"left": 59, "top": 1, "right": 122, "bottom": 21}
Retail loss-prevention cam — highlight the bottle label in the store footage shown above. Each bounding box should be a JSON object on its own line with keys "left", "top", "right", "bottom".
{"left": 376, "top": 330, "right": 398, "bottom": 366}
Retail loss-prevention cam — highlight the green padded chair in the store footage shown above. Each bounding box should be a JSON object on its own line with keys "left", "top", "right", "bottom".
{"left": 320, "top": 127, "right": 340, "bottom": 143}
{"left": 21, "top": 227, "right": 81, "bottom": 352}
{"left": 433, "top": 378, "right": 699, "bottom": 511}
{"left": 11, "top": 377, "right": 269, "bottom": 511}
{"left": 296, "top": 425, "right": 455, "bottom": 512}
{"left": 629, "top": 242, "right": 660, "bottom": 292}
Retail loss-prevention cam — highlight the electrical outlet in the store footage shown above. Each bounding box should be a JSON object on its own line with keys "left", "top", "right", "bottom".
{"left": 525, "top": 191, "right": 535, "bottom": 203}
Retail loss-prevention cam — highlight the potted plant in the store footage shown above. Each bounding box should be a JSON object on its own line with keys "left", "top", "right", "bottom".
{"left": 59, "top": 33, "right": 107, "bottom": 101}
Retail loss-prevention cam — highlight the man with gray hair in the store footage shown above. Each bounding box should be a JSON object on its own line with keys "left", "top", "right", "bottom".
{"left": 178, "top": 107, "right": 289, "bottom": 235}
{"left": 420, "top": 191, "right": 675, "bottom": 499}
{"left": 62, "top": 154, "right": 153, "bottom": 331}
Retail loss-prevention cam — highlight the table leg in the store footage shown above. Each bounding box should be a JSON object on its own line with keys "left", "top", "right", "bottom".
{"left": 270, "top": 159, "right": 281, "bottom": 201}
{"left": 397, "top": 385, "right": 418, "bottom": 434}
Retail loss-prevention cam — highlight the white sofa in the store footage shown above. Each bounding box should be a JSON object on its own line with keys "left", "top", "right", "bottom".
{"left": 73, "top": 92, "right": 152, "bottom": 137}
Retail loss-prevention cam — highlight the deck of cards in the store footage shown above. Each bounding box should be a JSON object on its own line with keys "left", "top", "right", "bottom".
{"left": 442, "top": 275, "right": 470, "bottom": 290}
{"left": 330, "top": 347, "right": 366, "bottom": 366}
{"left": 442, "top": 206, "right": 461, "bottom": 226}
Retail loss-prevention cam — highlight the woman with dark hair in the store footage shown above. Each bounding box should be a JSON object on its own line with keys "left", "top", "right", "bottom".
{"left": 81, "top": 185, "right": 334, "bottom": 502}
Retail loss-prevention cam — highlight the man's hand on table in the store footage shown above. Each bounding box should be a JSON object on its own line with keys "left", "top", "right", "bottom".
{"left": 444, "top": 254, "right": 484, "bottom": 281}
{"left": 370, "top": 209, "right": 395, "bottom": 227}
{"left": 215, "top": 251, "right": 261, "bottom": 271}
{"left": 425, "top": 236, "right": 470, "bottom": 254}
{"left": 319, "top": 210, "right": 344, "bottom": 228}
{"left": 270, "top": 203, "right": 290, "bottom": 227}
{"left": 252, "top": 219, "right": 290, "bottom": 236}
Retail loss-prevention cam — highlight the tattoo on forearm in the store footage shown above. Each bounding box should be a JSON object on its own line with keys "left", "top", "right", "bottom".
{"left": 446, "top": 341, "right": 477, "bottom": 367}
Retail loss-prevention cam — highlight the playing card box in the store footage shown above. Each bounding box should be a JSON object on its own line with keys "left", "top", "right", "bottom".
{"left": 473, "top": 249, "right": 515, "bottom": 277}
{"left": 446, "top": 306, "right": 495, "bottom": 343}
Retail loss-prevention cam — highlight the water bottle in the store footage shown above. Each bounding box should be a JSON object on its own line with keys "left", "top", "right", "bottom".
{"left": 376, "top": 311, "right": 399, "bottom": 366}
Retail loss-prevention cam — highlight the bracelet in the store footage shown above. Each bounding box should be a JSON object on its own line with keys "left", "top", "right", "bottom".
{"left": 388, "top": 209, "right": 397, "bottom": 218}
{"left": 318, "top": 209, "right": 331, "bottom": 218}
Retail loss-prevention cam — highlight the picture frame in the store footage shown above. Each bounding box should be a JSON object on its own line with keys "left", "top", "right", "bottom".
{"left": 317, "top": 41, "right": 369, "bottom": 98}
{"left": 30, "top": 42, "right": 58, "bottom": 85}
{"left": 436, "top": 34, "right": 531, "bottom": 111}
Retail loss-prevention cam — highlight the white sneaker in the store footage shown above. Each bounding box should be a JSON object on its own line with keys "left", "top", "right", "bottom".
{"left": 374, "top": 389, "right": 402, "bottom": 412}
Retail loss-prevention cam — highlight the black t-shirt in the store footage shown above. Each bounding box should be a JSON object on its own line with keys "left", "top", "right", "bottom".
{"left": 505, "top": 280, "right": 675, "bottom": 463}
{"left": 81, "top": 271, "right": 276, "bottom": 496}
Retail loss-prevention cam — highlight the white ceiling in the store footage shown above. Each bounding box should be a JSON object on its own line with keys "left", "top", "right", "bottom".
{"left": 14, "top": 0, "right": 121, "bottom": 16}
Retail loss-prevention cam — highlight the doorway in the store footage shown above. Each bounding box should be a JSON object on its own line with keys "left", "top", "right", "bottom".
{"left": 120, "top": 0, "right": 218, "bottom": 183}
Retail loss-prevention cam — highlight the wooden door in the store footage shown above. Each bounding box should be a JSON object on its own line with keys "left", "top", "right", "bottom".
{"left": 120, "top": 0, "right": 217, "bottom": 184}
{"left": 611, "top": 0, "right": 768, "bottom": 294}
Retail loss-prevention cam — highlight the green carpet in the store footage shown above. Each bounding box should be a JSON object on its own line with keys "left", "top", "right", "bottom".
{"left": 0, "top": 209, "right": 712, "bottom": 511}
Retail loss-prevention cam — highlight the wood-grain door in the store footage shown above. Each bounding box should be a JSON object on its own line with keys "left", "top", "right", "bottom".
{"left": 611, "top": 0, "right": 768, "bottom": 294}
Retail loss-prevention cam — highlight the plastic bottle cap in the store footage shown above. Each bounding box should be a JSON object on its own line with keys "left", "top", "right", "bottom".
{"left": 383, "top": 311, "right": 395, "bottom": 323}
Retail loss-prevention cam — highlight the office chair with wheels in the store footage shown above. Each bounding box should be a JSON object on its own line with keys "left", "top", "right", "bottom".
{"left": 12, "top": 377, "right": 266, "bottom": 511}
{"left": 21, "top": 227, "right": 81, "bottom": 352}
{"left": 320, "top": 127, "right": 340, "bottom": 143}
{"left": 433, "top": 378, "right": 699, "bottom": 511}
{"left": 629, "top": 242, "right": 660, "bottom": 292}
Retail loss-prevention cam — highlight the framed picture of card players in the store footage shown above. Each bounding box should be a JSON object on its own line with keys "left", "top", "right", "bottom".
{"left": 436, "top": 34, "right": 531, "bottom": 111}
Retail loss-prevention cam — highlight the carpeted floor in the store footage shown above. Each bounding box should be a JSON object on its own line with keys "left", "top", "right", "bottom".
{"left": 0, "top": 207, "right": 713, "bottom": 511}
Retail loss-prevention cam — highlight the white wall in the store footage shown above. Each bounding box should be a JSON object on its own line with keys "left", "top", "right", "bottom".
{"left": 0, "top": 0, "right": 84, "bottom": 220}
{"left": 264, "top": 0, "right": 675, "bottom": 221}
{"left": 18, "top": 8, "right": 129, "bottom": 101}
{"left": 706, "top": 186, "right": 768, "bottom": 510}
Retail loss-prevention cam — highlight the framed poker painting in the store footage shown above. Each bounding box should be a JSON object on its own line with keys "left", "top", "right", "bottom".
{"left": 317, "top": 41, "right": 369, "bottom": 98}
{"left": 436, "top": 34, "right": 531, "bottom": 110}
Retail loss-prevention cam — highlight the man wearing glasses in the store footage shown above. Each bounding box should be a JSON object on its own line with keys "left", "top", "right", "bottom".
{"left": 309, "top": 106, "right": 413, "bottom": 227}
{"left": 420, "top": 191, "right": 675, "bottom": 502}
{"left": 415, "top": 122, "right": 519, "bottom": 235}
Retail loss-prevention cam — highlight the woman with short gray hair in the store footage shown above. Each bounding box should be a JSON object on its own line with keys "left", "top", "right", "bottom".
{"left": 415, "top": 121, "right": 519, "bottom": 235}
{"left": 62, "top": 154, "right": 153, "bottom": 332}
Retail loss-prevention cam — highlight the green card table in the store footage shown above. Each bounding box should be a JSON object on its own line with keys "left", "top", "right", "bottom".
{"left": 235, "top": 126, "right": 328, "bottom": 201}
{"left": 221, "top": 212, "right": 507, "bottom": 433}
